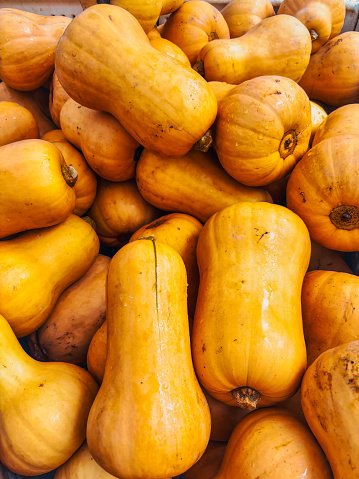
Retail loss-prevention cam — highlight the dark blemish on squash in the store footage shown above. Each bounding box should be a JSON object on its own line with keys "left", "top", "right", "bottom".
{"left": 275, "top": 91, "right": 281, "bottom": 94}
{"left": 216, "top": 346, "right": 223, "bottom": 354}
{"left": 202, "top": 344, "right": 206, "bottom": 352}
{"left": 274, "top": 440, "right": 292, "bottom": 449}
{"left": 2, "top": 365, "right": 6, "bottom": 368}
{"left": 39, "top": 383, "right": 44, "bottom": 387}
{"left": 300, "top": 191, "right": 306, "bottom": 203}
{"left": 234, "top": 339, "right": 238, "bottom": 341}
{"left": 275, "top": 79, "right": 280, "bottom": 82}
{"left": 108, "top": 15, "right": 113, "bottom": 22}
{"left": 257, "top": 231, "right": 269, "bottom": 242}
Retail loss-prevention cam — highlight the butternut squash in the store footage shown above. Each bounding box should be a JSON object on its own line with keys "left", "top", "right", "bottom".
{"left": 130, "top": 213, "right": 202, "bottom": 318}
{"left": 214, "top": 408, "right": 333, "bottom": 478}
{"left": 27, "top": 254, "right": 110, "bottom": 365}
{"left": 87, "top": 320, "right": 107, "bottom": 384}
{"left": 195, "top": 14, "right": 311, "bottom": 85}
{"left": 221, "top": 0, "right": 275, "bottom": 38}
{"left": 86, "top": 239, "right": 211, "bottom": 478}
{"left": 87, "top": 178, "right": 160, "bottom": 248}
{"left": 312, "top": 103, "right": 359, "bottom": 147}
{"left": 310, "top": 101, "right": 327, "bottom": 146}
{"left": 0, "top": 139, "right": 77, "bottom": 239}
{"left": 0, "top": 313, "right": 98, "bottom": 476}
{"left": 41, "top": 130, "right": 97, "bottom": 216}
{"left": 0, "top": 101, "right": 39, "bottom": 146}
{"left": 55, "top": 4, "right": 217, "bottom": 158}
{"left": 192, "top": 202, "right": 310, "bottom": 409}
{"left": 0, "top": 214, "right": 100, "bottom": 337}
{"left": 149, "top": 37, "right": 191, "bottom": 66}
{"left": 49, "top": 70, "right": 70, "bottom": 127}
{"left": 214, "top": 75, "right": 312, "bottom": 186}
{"left": 60, "top": 98, "right": 139, "bottom": 182}
{"left": 136, "top": 148, "right": 272, "bottom": 224}
{"left": 301, "top": 341, "right": 359, "bottom": 478}
{"left": 0, "top": 8, "right": 71, "bottom": 90}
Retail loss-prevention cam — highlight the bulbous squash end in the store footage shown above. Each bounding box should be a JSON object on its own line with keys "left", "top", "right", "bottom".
{"left": 231, "top": 387, "right": 261, "bottom": 410}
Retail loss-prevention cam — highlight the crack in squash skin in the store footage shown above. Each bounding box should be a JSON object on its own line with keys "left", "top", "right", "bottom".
{"left": 86, "top": 239, "right": 211, "bottom": 478}
{"left": 55, "top": 4, "right": 217, "bottom": 158}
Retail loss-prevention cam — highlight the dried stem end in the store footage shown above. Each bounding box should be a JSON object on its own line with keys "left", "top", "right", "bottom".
{"left": 231, "top": 387, "right": 261, "bottom": 410}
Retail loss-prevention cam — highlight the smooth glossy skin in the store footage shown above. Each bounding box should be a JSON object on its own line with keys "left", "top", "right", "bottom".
{"left": 0, "top": 314, "right": 98, "bottom": 476}
{"left": 42, "top": 130, "right": 97, "bottom": 216}
{"left": 192, "top": 202, "right": 310, "bottom": 408}
{"left": 301, "top": 341, "right": 359, "bottom": 478}
{"left": 197, "top": 14, "right": 311, "bottom": 84}
{"left": 302, "top": 270, "right": 359, "bottom": 367}
{"left": 0, "top": 215, "right": 100, "bottom": 337}
{"left": 149, "top": 37, "right": 191, "bottom": 66}
{"left": 278, "top": 0, "right": 345, "bottom": 52}
{"left": 60, "top": 98, "right": 139, "bottom": 182}
{"left": 298, "top": 32, "right": 359, "bottom": 107}
{"left": 221, "top": 0, "right": 275, "bottom": 38}
{"left": 55, "top": 4, "right": 217, "bottom": 158}
{"left": 29, "top": 254, "right": 110, "bottom": 365}
{"left": 286, "top": 135, "right": 359, "bottom": 252}
{"left": 0, "top": 8, "right": 71, "bottom": 90}
{"left": 0, "top": 139, "right": 76, "bottom": 238}
{"left": 87, "top": 239, "right": 211, "bottom": 478}
{"left": 312, "top": 103, "right": 359, "bottom": 147}
{"left": 161, "top": 1, "right": 230, "bottom": 65}
{"left": 136, "top": 148, "right": 272, "bottom": 224}
{"left": 0, "top": 101, "right": 39, "bottom": 146}
{"left": 214, "top": 76, "right": 312, "bottom": 187}
{"left": 214, "top": 408, "right": 333, "bottom": 478}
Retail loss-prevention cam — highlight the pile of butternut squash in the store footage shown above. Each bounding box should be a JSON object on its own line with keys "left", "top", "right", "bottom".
{"left": 1, "top": 0, "right": 359, "bottom": 477}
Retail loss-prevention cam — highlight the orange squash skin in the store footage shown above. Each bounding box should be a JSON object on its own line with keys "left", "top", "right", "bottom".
{"left": 0, "top": 83, "right": 56, "bottom": 137}
{"left": 0, "top": 139, "right": 77, "bottom": 239}
{"left": 149, "top": 37, "right": 191, "bottom": 66}
{"left": 28, "top": 254, "right": 110, "bottom": 365}
{"left": 214, "top": 76, "right": 312, "bottom": 187}
{"left": 86, "top": 239, "right": 211, "bottom": 478}
{"left": 214, "top": 408, "right": 333, "bottom": 478}
{"left": 49, "top": 70, "right": 70, "bottom": 127}
{"left": 196, "top": 15, "right": 311, "bottom": 85}
{"left": 312, "top": 103, "right": 359, "bottom": 147}
{"left": 302, "top": 270, "right": 359, "bottom": 367}
{"left": 87, "top": 178, "right": 160, "bottom": 248}
{"left": 42, "top": 130, "right": 97, "bottom": 216}
{"left": 221, "top": 0, "right": 275, "bottom": 38}
{"left": 286, "top": 135, "right": 359, "bottom": 252}
{"left": 161, "top": 1, "right": 230, "bottom": 65}
{"left": 308, "top": 240, "right": 352, "bottom": 273}
{"left": 301, "top": 341, "right": 359, "bottom": 478}
{"left": 55, "top": 4, "right": 217, "bottom": 158}
{"left": 87, "top": 320, "right": 107, "bottom": 384}
{"left": 184, "top": 441, "right": 227, "bottom": 479}
{"left": 0, "top": 314, "right": 98, "bottom": 476}
{"left": 136, "top": 148, "right": 272, "bottom": 224}
{"left": 278, "top": 0, "right": 345, "bottom": 52}
{"left": 0, "top": 101, "right": 39, "bottom": 147}
{"left": 60, "top": 98, "right": 139, "bottom": 182}
{"left": 192, "top": 202, "right": 310, "bottom": 409}
{"left": 0, "top": 8, "right": 72, "bottom": 91}
{"left": 298, "top": 32, "right": 359, "bottom": 107}
{"left": 0, "top": 215, "right": 100, "bottom": 337}
{"left": 310, "top": 101, "right": 327, "bottom": 146}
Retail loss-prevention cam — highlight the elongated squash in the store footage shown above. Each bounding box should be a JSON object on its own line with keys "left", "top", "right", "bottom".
{"left": 87, "top": 239, "right": 211, "bottom": 478}
{"left": 0, "top": 215, "right": 100, "bottom": 337}
{"left": 192, "top": 202, "right": 310, "bottom": 409}
{"left": 0, "top": 314, "right": 98, "bottom": 476}
{"left": 55, "top": 4, "right": 217, "bottom": 158}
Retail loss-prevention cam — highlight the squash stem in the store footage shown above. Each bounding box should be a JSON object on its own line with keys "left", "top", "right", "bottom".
{"left": 231, "top": 386, "right": 261, "bottom": 410}
{"left": 192, "top": 60, "right": 205, "bottom": 77}
{"left": 329, "top": 205, "right": 359, "bottom": 230}
{"left": 82, "top": 216, "right": 97, "bottom": 231}
{"left": 61, "top": 164, "right": 78, "bottom": 187}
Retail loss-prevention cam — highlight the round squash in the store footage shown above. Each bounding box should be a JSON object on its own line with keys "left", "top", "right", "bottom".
{"left": 60, "top": 98, "right": 140, "bottom": 182}
{"left": 301, "top": 341, "right": 359, "bottom": 478}
{"left": 312, "top": 103, "right": 359, "bottom": 147}
{"left": 286, "top": 134, "right": 359, "bottom": 252}
{"left": 0, "top": 139, "right": 77, "bottom": 239}
{"left": 278, "top": 0, "right": 345, "bottom": 52}
{"left": 0, "top": 101, "right": 39, "bottom": 147}
{"left": 192, "top": 202, "right": 310, "bottom": 409}
{"left": 214, "top": 408, "right": 333, "bottom": 478}
{"left": 86, "top": 239, "right": 211, "bottom": 478}
{"left": 0, "top": 8, "right": 72, "bottom": 91}
{"left": 298, "top": 31, "right": 359, "bottom": 107}
{"left": 161, "top": 1, "right": 230, "bottom": 65}
{"left": 214, "top": 76, "right": 312, "bottom": 186}
{"left": 220, "top": 0, "right": 275, "bottom": 38}
{"left": 55, "top": 4, "right": 217, "bottom": 158}
{"left": 42, "top": 130, "right": 97, "bottom": 216}
{"left": 136, "top": 148, "right": 272, "bottom": 224}
{"left": 0, "top": 313, "right": 98, "bottom": 476}
{"left": 27, "top": 254, "right": 110, "bottom": 365}
{"left": 87, "top": 178, "right": 160, "bottom": 248}
{"left": 195, "top": 14, "right": 311, "bottom": 85}
{"left": 310, "top": 101, "right": 327, "bottom": 146}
